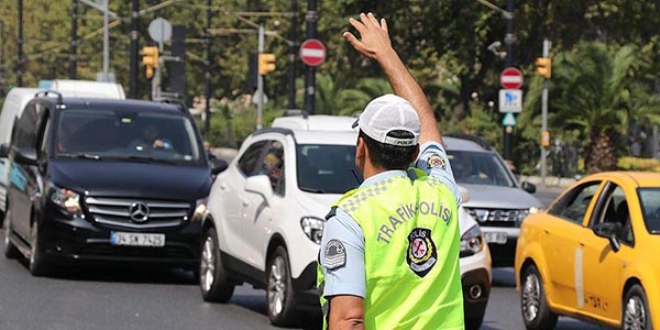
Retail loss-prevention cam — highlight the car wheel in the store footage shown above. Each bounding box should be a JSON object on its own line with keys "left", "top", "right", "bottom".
{"left": 267, "top": 246, "right": 297, "bottom": 326}
{"left": 199, "top": 227, "right": 234, "bottom": 302}
{"left": 521, "top": 265, "right": 557, "bottom": 330}
{"left": 29, "top": 221, "right": 51, "bottom": 277}
{"left": 4, "top": 205, "right": 21, "bottom": 259}
{"left": 622, "top": 284, "right": 652, "bottom": 330}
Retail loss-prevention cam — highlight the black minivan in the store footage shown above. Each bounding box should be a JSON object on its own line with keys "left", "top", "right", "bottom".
{"left": 1, "top": 92, "right": 227, "bottom": 276}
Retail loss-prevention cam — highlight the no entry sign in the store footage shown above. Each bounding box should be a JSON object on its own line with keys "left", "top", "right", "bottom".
{"left": 500, "top": 67, "right": 524, "bottom": 89}
{"left": 299, "top": 39, "right": 326, "bottom": 67}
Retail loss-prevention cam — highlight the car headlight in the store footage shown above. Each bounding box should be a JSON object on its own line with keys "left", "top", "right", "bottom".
{"left": 300, "top": 216, "right": 325, "bottom": 244}
{"left": 460, "top": 224, "right": 484, "bottom": 257}
{"left": 51, "top": 187, "right": 81, "bottom": 215}
{"left": 192, "top": 198, "right": 208, "bottom": 221}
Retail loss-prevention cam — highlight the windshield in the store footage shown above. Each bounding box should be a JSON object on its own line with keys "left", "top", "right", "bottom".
{"left": 638, "top": 188, "right": 660, "bottom": 234}
{"left": 296, "top": 144, "right": 362, "bottom": 194}
{"left": 54, "top": 108, "right": 203, "bottom": 165}
{"left": 446, "top": 150, "right": 515, "bottom": 187}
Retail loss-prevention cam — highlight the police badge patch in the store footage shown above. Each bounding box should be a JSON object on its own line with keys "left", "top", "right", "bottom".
{"left": 406, "top": 228, "right": 438, "bottom": 278}
{"left": 427, "top": 154, "right": 445, "bottom": 169}
{"left": 323, "top": 239, "right": 346, "bottom": 270}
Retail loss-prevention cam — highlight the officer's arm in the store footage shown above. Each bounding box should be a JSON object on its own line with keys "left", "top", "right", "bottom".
{"left": 343, "top": 13, "right": 442, "bottom": 146}
{"left": 328, "top": 296, "right": 364, "bottom": 330}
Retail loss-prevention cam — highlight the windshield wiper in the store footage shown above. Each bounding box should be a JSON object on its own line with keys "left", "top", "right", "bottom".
{"left": 59, "top": 153, "right": 101, "bottom": 160}
{"left": 299, "top": 186, "right": 327, "bottom": 193}
{"left": 126, "top": 155, "right": 178, "bottom": 165}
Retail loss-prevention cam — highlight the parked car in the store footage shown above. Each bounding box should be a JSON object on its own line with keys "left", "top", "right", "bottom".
{"left": 515, "top": 171, "right": 660, "bottom": 329}
{"left": 2, "top": 91, "right": 227, "bottom": 276}
{"left": 199, "top": 114, "right": 491, "bottom": 329}
{"left": 0, "top": 83, "right": 126, "bottom": 226}
{"left": 444, "top": 132, "right": 544, "bottom": 267}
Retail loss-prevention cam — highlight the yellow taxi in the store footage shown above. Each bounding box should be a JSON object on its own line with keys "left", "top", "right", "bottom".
{"left": 515, "top": 172, "right": 660, "bottom": 329}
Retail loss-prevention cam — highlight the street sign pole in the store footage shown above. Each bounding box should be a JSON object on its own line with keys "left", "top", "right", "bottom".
{"left": 541, "top": 38, "right": 552, "bottom": 187}
{"left": 257, "top": 24, "right": 265, "bottom": 130}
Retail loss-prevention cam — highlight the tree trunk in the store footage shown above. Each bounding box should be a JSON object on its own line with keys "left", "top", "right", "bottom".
{"left": 584, "top": 130, "right": 618, "bottom": 174}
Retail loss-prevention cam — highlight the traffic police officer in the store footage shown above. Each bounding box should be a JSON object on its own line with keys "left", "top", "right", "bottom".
{"left": 317, "top": 13, "right": 464, "bottom": 330}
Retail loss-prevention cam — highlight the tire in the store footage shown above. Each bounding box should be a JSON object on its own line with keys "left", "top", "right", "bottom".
{"left": 29, "top": 221, "right": 51, "bottom": 277}
{"left": 199, "top": 227, "right": 235, "bottom": 302}
{"left": 520, "top": 265, "right": 558, "bottom": 330}
{"left": 622, "top": 284, "right": 652, "bottom": 330}
{"left": 3, "top": 205, "right": 21, "bottom": 259}
{"left": 465, "top": 315, "right": 485, "bottom": 330}
{"left": 266, "top": 246, "right": 298, "bottom": 326}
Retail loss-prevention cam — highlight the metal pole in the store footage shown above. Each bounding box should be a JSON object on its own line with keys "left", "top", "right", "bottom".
{"left": 303, "top": 0, "right": 317, "bottom": 114}
{"left": 288, "top": 0, "right": 298, "bottom": 110}
{"left": 102, "top": 0, "right": 109, "bottom": 81}
{"left": 129, "top": 0, "right": 139, "bottom": 98}
{"left": 502, "top": 0, "right": 515, "bottom": 160}
{"left": 540, "top": 38, "right": 551, "bottom": 187}
{"left": 17, "top": 0, "right": 23, "bottom": 87}
{"left": 257, "top": 24, "right": 265, "bottom": 130}
{"left": 69, "top": 0, "right": 78, "bottom": 79}
{"left": 204, "top": 0, "right": 212, "bottom": 136}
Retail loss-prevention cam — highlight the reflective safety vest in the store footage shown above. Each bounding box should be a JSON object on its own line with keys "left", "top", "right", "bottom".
{"left": 318, "top": 172, "right": 464, "bottom": 330}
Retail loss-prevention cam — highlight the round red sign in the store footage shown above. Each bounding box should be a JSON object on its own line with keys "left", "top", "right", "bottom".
{"left": 299, "top": 39, "right": 326, "bottom": 67}
{"left": 500, "top": 67, "right": 524, "bottom": 89}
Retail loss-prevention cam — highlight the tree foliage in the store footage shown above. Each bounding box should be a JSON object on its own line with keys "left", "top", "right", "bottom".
{"left": 0, "top": 0, "right": 659, "bottom": 173}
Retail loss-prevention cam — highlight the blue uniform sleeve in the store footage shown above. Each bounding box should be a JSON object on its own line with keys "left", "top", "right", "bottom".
{"left": 412, "top": 141, "right": 462, "bottom": 205}
{"left": 319, "top": 208, "right": 366, "bottom": 299}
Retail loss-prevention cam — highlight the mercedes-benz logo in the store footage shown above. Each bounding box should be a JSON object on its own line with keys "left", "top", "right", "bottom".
{"left": 129, "top": 201, "right": 149, "bottom": 222}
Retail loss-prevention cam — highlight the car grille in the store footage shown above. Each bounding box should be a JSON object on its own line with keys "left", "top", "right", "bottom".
{"left": 79, "top": 243, "right": 195, "bottom": 260}
{"left": 84, "top": 197, "right": 191, "bottom": 229}
{"left": 465, "top": 208, "right": 529, "bottom": 228}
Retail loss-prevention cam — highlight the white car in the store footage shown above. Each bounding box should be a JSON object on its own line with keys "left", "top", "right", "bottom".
{"left": 199, "top": 114, "right": 491, "bottom": 329}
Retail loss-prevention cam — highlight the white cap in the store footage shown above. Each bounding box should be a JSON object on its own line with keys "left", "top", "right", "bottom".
{"left": 352, "top": 94, "right": 421, "bottom": 146}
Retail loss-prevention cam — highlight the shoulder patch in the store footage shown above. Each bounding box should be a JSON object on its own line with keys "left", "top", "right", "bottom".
{"left": 322, "top": 239, "right": 346, "bottom": 270}
{"left": 427, "top": 154, "right": 445, "bottom": 169}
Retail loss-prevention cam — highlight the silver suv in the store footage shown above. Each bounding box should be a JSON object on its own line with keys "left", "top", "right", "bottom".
{"left": 444, "top": 133, "right": 543, "bottom": 267}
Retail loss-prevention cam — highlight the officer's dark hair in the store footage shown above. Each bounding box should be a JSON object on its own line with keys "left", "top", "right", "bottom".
{"left": 359, "top": 130, "right": 418, "bottom": 170}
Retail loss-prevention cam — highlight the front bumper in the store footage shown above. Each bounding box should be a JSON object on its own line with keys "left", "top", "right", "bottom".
{"left": 461, "top": 268, "right": 491, "bottom": 321}
{"left": 38, "top": 212, "right": 202, "bottom": 268}
{"left": 481, "top": 227, "right": 519, "bottom": 267}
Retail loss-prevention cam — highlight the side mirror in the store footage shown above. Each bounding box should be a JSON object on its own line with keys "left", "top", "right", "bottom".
{"left": 209, "top": 158, "right": 229, "bottom": 175}
{"left": 0, "top": 143, "right": 9, "bottom": 158}
{"left": 592, "top": 222, "right": 621, "bottom": 253}
{"left": 14, "top": 147, "right": 38, "bottom": 165}
{"left": 521, "top": 181, "right": 536, "bottom": 194}
{"left": 244, "top": 175, "right": 273, "bottom": 205}
{"left": 458, "top": 186, "right": 470, "bottom": 203}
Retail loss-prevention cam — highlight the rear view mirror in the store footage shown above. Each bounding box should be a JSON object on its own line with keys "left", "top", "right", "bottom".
{"left": 0, "top": 144, "right": 9, "bottom": 158}
{"left": 209, "top": 158, "right": 228, "bottom": 175}
{"left": 14, "top": 147, "right": 38, "bottom": 165}
{"left": 521, "top": 181, "right": 536, "bottom": 194}
{"left": 244, "top": 175, "right": 273, "bottom": 204}
{"left": 592, "top": 222, "right": 621, "bottom": 253}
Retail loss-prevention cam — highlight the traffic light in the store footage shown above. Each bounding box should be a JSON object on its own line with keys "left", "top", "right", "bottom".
{"left": 142, "top": 46, "right": 159, "bottom": 79}
{"left": 258, "top": 53, "right": 276, "bottom": 76}
{"left": 535, "top": 57, "right": 552, "bottom": 79}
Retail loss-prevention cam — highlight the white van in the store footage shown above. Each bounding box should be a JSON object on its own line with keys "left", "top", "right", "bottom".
{"left": 0, "top": 81, "right": 126, "bottom": 223}
{"left": 48, "top": 79, "right": 126, "bottom": 99}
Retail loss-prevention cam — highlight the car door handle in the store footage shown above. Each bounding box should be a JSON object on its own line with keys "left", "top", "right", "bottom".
{"left": 219, "top": 183, "right": 227, "bottom": 190}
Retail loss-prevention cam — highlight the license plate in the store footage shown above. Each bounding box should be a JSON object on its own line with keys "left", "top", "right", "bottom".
{"left": 110, "top": 232, "right": 165, "bottom": 247}
{"left": 484, "top": 232, "right": 507, "bottom": 244}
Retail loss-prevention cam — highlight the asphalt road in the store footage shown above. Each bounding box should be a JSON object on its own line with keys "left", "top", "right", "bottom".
{"left": 0, "top": 186, "right": 610, "bottom": 330}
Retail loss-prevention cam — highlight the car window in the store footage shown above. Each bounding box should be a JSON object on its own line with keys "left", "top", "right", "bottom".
{"left": 55, "top": 109, "right": 203, "bottom": 165}
{"left": 638, "top": 188, "right": 660, "bottom": 235}
{"left": 238, "top": 141, "right": 267, "bottom": 176}
{"left": 446, "top": 150, "right": 515, "bottom": 187}
{"left": 12, "top": 102, "right": 41, "bottom": 149}
{"left": 259, "top": 140, "right": 285, "bottom": 196}
{"left": 591, "top": 183, "right": 633, "bottom": 245}
{"left": 549, "top": 181, "right": 601, "bottom": 224}
{"left": 296, "top": 144, "right": 361, "bottom": 194}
